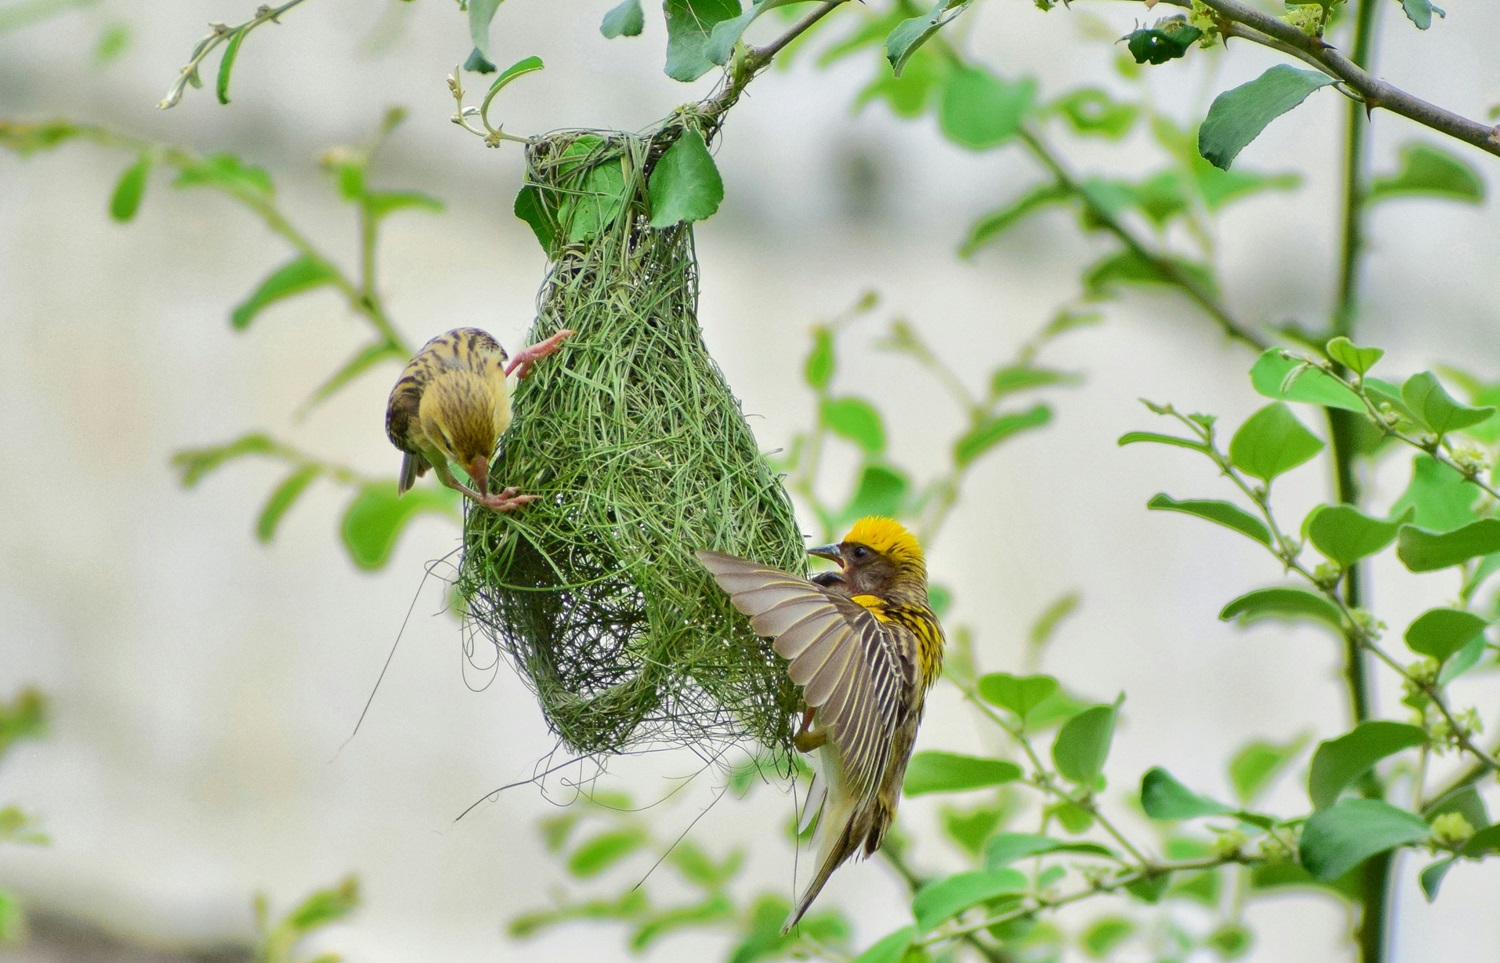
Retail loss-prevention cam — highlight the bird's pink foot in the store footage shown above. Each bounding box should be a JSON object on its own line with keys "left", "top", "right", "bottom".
{"left": 479, "top": 486, "right": 541, "bottom": 512}
{"left": 505, "top": 329, "right": 576, "bottom": 379}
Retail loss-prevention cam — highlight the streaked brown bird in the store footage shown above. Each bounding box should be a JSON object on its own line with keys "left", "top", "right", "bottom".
{"left": 385, "top": 326, "right": 572, "bottom": 511}
{"left": 696, "top": 516, "right": 945, "bottom": 932}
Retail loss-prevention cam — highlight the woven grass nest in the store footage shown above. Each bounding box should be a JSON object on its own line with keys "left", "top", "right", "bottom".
{"left": 457, "top": 128, "right": 804, "bottom": 758}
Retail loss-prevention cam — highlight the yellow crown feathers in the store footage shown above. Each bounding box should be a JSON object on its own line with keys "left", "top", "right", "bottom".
{"left": 843, "top": 516, "right": 926, "bottom": 570}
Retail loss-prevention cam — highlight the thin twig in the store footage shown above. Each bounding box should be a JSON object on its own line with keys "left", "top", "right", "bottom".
{"left": 159, "top": 0, "right": 313, "bottom": 109}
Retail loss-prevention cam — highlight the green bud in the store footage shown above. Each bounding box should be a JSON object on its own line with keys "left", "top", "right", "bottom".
{"left": 1431, "top": 812, "right": 1475, "bottom": 847}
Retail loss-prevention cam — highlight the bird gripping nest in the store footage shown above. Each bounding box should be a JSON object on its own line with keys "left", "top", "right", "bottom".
{"left": 458, "top": 127, "right": 804, "bottom": 758}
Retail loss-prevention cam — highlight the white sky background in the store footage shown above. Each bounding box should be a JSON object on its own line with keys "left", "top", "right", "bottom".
{"left": 1, "top": 1, "right": 1499, "bottom": 960}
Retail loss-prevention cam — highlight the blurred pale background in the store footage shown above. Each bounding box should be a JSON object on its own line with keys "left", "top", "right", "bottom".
{"left": 2, "top": 0, "right": 1498, "bottom": 960}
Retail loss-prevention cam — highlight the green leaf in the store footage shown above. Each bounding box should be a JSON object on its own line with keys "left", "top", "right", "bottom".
{"left": 1117, "top": 431, "right": 1209, "bottom": 454}
{"left": 567, "top": 828, "right": 647, "bottom": 877}
{"left": 804, "top": 326, "right": 835, "bottom": 390}
{"left": 977, "top": 672, "right": 1058, "bottom": 721}
{"left": 1199, "top": 65, "right": 1337, "bottom": 170}
{"left": 1399, "top": 0, "right": 1446, "bottom": 29}
{"left": 1462, "top": 822, "right": 1500, "bottom": 857}
{"left": 285, "top": 876, "right": 361, "bottom": 931}
{"left": 859, "top": 42, "right": 949, "bottom": 117}
{"left": 215, "top": 27, "right": 246, "bottom": 104}
{"left": 173, "top": 153, "right": 274, "bottom": 197}
{"left": 601, "top": 0, "right": 645, "bottom": 37}
{"left": 943, "top": 805, "right": 1003, "bottom": 856}
{"left": 911, "top": 868, "right": 1027, "bottom": 932}
{"left": 365, "top": 190, "right": 445, "bottom": 220}
{"left": 664, "top": 0, "right": 742, "bottom": 82}
{"left": 988, "top": 366, "right": 1080, "bottom": 400}
{"left": 1140, "top": 767, "right": 1236, "bottom": 820}
{"left": 1306, "top": 504, "right": 1411, "bottom": 567}
{"left": 1402, "top": 371, "right": 1497, "bottom": 435}
{"left": 630, "top": 896, "right": 735, "bottom": 951}
{"left": 463, "top": 47, "right": 496, "bottom": 74}
{"left": 1392, "top": 455, "right": 1478, "bottom": 532}
{"left": 1029, "top": 592, "right": 1079, "bottom": 647}
{"left": 1081, "top": 916, "right": 1135, "bottom": 958}
{"left": 1051, "top": 87, "right": 1137, "bottom": 139}
{"left": 1404, "top": 608, "right": 1488, "bottom": 663}
{"left": 822, "top": 397, "right": 886, "bottom": 454}
{"left": 953, "top": 404, "right": 1050, "bottom": 468}
{"left": 1439, "top": 631, "right": 1488, "bottom": 685}
{"left": 1372, "top": 142, "right": 1479, "bottom": 204}
{"left": 1147, "top": 494, "right": 1272, "bottom": 547}
{"left": 1325, "top": 336, "right": 1383, "bottom": 376}
{"left": 1299, "top": 798, "right": 1430, "bottom": 879}
{"left": 982, "top": 833, "right": 1113, "bottom": 869}
{"left": 704, "top": 0, "right": 799, "bottom": 64}
{"left": 299, "top": 341, "right": 404, "bottom": 417}
{"left": 1397, "top": 519, "right": 1500, "bottom": 572}
{"left": 648, "top": 129, "right": 724, "bottom": 227}
{"left": 854, "top": 926, "right": 916, "bottom": 963}
{"left": 843, "top": 463, "right": 908, "bottom": 520}
{"left": 1123, "top": 16, "right": 1202, "bottom": 65}
{"left": 1081, "top": 249, "right": 1217, "bottom": 298}
{"left": 1419, "top": 858, "right": 1455, "bottom": 902}
{"left": 1052, "top": 704, "right": 1117, "bottom": 785}
{"left": 959, "top": 184, "right": 1070, "bottom": 258}
{"left": 1206, "top": 924, "right": 1252, "bottom": 958}
{"left": 467, "top": 0, "right": 504, "bottom": 59}
{"left": 938, "top": 66, "right": 1035, "bottom": 151}
{"left": 108, "top": 153, "right": 152, "bottom": 222}
{"left": 484, "top": 54, "right": 545, "bottom": 100}
{"left": 1123, "top": 872, "right": 1169, "bottom": 903}
{"left": 230, "top": 255, "right": 339, "bottom": 330}
{"left": 340, "top": 484, "right": 458, "bottom": 570}
{"left": 884, "top": 0, "right": 960, "bottom": 76}
{"left": 171, "top": 432, "right": 277, "bottom": 487}
{"left": 1229, "top": 402, "right": 1324, "bottom": 482}
{"left": 1423, "top": 785, "right": 1489, "bottom": 832}
{"left": 1228, "top": 733, "right": 1308, "bottom": 804}
{"left": 1248, "top": 350, "right": 1366, "bottom": 412}
{"left": 514, "top": 184, "right": 555, "bottom": 252}
{"left": 1219, "top": 586, "right": 1343, "bottom": 631}
{"left": 256, "top": 465, "right": 320, "bottom": 543}
{"left": 1308, "top": 721, "right": 1427, "bottom": 810}
{"left": 903, "top": 751, "right": 1023, "bottom": 796}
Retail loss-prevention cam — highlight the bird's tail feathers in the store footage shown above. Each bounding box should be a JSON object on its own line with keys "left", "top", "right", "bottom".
{"left": 397, "top": 452, "right": 422, "bottom": 495}
{"left": 797, "top": 752, "right": 827, "bottom": 837}
{"left": 782, "top": 799, "right": 862, "bottom": 935}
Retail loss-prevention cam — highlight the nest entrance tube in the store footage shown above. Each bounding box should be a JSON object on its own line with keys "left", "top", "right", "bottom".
{"left": 458, "top": 129, "right": 804, "bottom": 758}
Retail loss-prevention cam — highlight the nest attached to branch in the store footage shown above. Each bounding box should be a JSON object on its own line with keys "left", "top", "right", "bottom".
{"left": 457, "top": 129, "right": 804, "bottom": 758}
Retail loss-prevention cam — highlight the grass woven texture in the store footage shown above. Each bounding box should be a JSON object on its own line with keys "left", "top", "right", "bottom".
{"left": 458, "top": 130, "right": 805, "bottom": 757}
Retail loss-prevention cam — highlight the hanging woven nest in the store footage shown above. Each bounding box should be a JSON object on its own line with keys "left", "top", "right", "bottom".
{"left": 457, "top": 128, "right": 804, "bottom": 757}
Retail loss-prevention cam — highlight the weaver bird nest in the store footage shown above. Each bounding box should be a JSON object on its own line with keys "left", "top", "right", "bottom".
{"left": 458, "top": 128, "right": 804, "bottom": 758}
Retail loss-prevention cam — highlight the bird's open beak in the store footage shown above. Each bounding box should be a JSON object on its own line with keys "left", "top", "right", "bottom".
{"left": 468, "top": 456, "right": 490, "bottom": 495}
{"left": 807, "top": 543, "right": 843, "bottom": 565}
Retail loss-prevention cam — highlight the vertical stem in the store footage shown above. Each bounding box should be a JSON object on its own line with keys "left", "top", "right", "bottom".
{"left": 1330, "top": 3, "right": 1387, "bottom": 962}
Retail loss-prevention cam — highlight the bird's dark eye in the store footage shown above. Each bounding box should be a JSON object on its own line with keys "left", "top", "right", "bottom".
{"left": 852, "top": 546, "right": 869, "bottom": 560}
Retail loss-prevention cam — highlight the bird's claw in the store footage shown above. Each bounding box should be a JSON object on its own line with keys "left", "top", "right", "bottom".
{"left": 479, "top": 487, "right": 540, "bottom": 512}
{"left": 505, "top": 329, "right": 576, "bottom": 379}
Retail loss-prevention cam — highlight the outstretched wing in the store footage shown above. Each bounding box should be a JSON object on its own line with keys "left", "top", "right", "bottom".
{"left": 696, "top": 550, "right": 911, "bottom": 808}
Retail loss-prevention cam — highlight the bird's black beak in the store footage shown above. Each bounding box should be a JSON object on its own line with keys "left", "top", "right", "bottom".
{"left": 807, "top": 543, "right": 843, "bottom": 566}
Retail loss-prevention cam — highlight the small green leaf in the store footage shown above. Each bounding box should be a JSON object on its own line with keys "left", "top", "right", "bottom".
{"left": 938, "top": 66, "right": 1035, "bottom": 150}
{"left": 230, "top": 255, "right": 339, "bottom": 330}
{"left": 822, "top": 397, "right": 886, "bottom": 454}
{"left": 943, "top": 805, "right": 1003, "bottom": 855}
{"left": 1306, "top": 504, "right": 1411, "bottom": 567}
{"left": 485, "top": 55, "right": 545, "bottom": 100}
{"left": 953, "top": 404, "right": 1050, "bottom": 468}
{"left": 988, "top": 366, "right": 1080, "bottom": 399}
{"left": 903, "top": 751, "right": 1023, "bottom": 796}
{"left": 601, "top": 0, "right": 645, "bottom": 37}
{"left": 843, "top": 463, "right": 908, "bottom": 520}
{"left": 1051, "top": 87, "right": 1137, "bottom": 139}
{"left": 1029, "top": 592, "right": 1079, "bottom": 647}
{"left": 648, "top": 129, "right": 725, "bottom": 227}
{"left": 854, "top": 925, "right": 916, "bottom": 963}
{"left": 567, "top": 828, "right": 647, "bottom": 877}
{"left": 1123, "top": 873, "right": 1169, "bottom": 903}
{"left": 1391, "top": 455, "right": 1478, "bottom": 532}
{"left": 1419, "top": 858, "right": 1455, "bottom": 902}
{"left": 256, "top": 465, "right": 320, "bottom": 543}
{"left": 171, "top": 432, "right": 277, "bottom": 487}
{"left": 1404, "top": 608, "right": 1488, "bottom": 663}
{"left": 959, "top": 185, "right": 1071, "bottom": 258}
{"left": 885, "top": 0, "right": 959, "bottom": 76}
{"left": 1423, "top": 785, "right": 1489, "bottom": 831}
{"left": 1396, "top": 519, "right": 1500, "bottom": 572}
{"left": 1081, "top": 249, "right": 1217, "bottom": 298}
{"left": 514, "top": 184, "right": 556, "bottom": 252}
{"left": 1228, "top": 733, "right": 1308, "bottom": 804}
{"left": 1308, "top": 721, "right": 1427, "bottom": 810}
{"left": 912, "top": 868, "right": 1027, "bottom": 932}
{"left": 704, "top": 0, "right": 798, "bottom": 64}
{"left": 340, "top": 484, "right": 458, "bottom": 570}
{"left": 299, "top": 341, "right": 404, "bottom": 417}
{"left": 108, "top": 153, "right": 152, "bottom": 222}
{"left": 977, "top": 672, "right": 1058, "bottom": 721}
{"left": 215, "top": 27, "right": 246, "bottom": 104}
{"left": 1325, "top": 336, "right": 1383, "bottom": 375}
{"left": 1372, "top": 141, "right": 1478, "bottom": 203}
{"left": 1219, "top": 587, "right": 1343, "bottom": 631}
{"left": 1199, "top": 65, "right": 1337, "bottom": 170}
{"left": 173, "top": 153, "right": 274, "bottom": 197}
{"left": 664, "top": 0, "right": 742, "bottom": 82}
{"left": 1402, "top": 371, "right": 1497, "bottom": 435}
{"left": 982, "top": 833, "right": 1113, "bottom": 869}
{"left": 1462, "top": 822, "right": 1500, "bottom": 857}
{"left": 364, "top": 190, "right": 445, "bottom": 220}
{"left": 1399, "top": 0, "right": 1445, "bottom": 28}
{"left": 463, "top": 47, "right": 496, "bottom": 73}
{"left": 1140, "top": 767, "right": 1235, "bottom": 820}
{"left": 553, "top": 140, "right": 630, "bottom": 243}
{"left": 1146, "top": 494, "right": 1272, "bottom": 547}
{"left": 467, "top": 0, "right": 504, "bottom": 59}
{"left": 1123, "top": 16, "right": 1202, "bottom": 65}
{"left": 1248, "top": 350, "right": 1366, "bottom": 412}
{"left": 1081, "top": 916, "right": 1135, "bottom": 958}
{"left": 285, "top": 876, "right": 361, "bottom": 931}
{"left": 1229, "top": 402, "right": 1324, "bottom": 482}
{"left": 1117, "top": 431, "right": 1209, "bottom": 453}
{"left": 1299, "top": 798, "right": 1430, "bottom": 879}
{"left": 1052, "top": 704, "right": 1117, "bottom": 785}
{"left": 1439, "top": 631, "right": 1488, "bottom": 685}
{"left": 804, "top": 326, "right": 835, "bottom": 390}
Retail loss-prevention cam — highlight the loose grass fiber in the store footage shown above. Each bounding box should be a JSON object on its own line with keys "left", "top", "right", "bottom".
{"left": 458, "top": 129, "right": 804, "bottom": 758}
